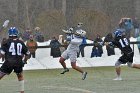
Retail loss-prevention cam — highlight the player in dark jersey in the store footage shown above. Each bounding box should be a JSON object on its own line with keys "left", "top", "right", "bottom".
{"left": 112, "top": 29, "right": 140, "bottom": 80}
{"left": 0, "top": 27, "right": 30, "bottom": 93}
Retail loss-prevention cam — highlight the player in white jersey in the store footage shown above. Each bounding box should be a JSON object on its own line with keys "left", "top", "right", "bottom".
{"left": 59, "top": 29, "right": 87, "bottom": 80}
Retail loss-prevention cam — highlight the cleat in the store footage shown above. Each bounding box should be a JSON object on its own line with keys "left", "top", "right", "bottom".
{"left": 113, "top": 77, "right": 122, "bottom": 81}
{"left": 60, "top": 68, "right": 69, "bottom": 74}
{"left": 82, "top": 72, "right": 87, "bottom": 80}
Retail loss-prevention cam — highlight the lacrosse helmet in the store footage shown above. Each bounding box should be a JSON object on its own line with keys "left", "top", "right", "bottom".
{"left": 75, "top": 29, "right": 86, "bottom": 37}
{"left": 8, "top": 27, "right": 19, "bottom": 37}
{"left": 77, "top": 22, "right": 83, "bottom": 27}
{"left": 114, "top": 29, "right": 123, "bottom": 37}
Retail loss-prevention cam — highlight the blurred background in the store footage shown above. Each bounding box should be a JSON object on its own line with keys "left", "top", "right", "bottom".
{"left": 0, "top": 0, "right": 139, "bottom": 41}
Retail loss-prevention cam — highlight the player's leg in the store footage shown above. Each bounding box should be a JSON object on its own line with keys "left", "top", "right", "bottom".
{"left": 71, "top": 62, "right": 83, "bottom": 73}
{"left": 59, "top": 57, "right": 69, "bottom": 74}
{"left": 127, "top": 62, "right": 140, "bottom": 69}
{"left": 0, "top": 62, "right": 12, "bottom": 80}
{"left": 71, "top": 62, "right": 87, "bottom": 80}
{"left": 69, "top": 52, "right": 84, "bottom": 73}
{"left": 0, "top": 71, "right": 6, "bottom": 79}
{"left": 59, "top": 57, "right": 67, "bottom": 69}
{"left": 59, "top": 51, "right": 69, "bottom": 74}
{"left": 113, "top": 60, "right": 122, "bottom": 80}
{"left": 71, "top": 52, "right": 87, "bottom": 80}
{"left": 16, "top": 73, "right": 24, "bottom": 93}
{"left": 132, "top": 64, "right": 140, "bottom": 69}
{"left": 127, "top": 52, "right": 140, "bottom": 69}
{"left": 113, "top": 54, "right": 128, "bottom": 80}
{"left": 70, "top": 52, "right": 87, "bottom": 80}
{"left": 14, "top": 66, "right": 24, "bottom": 93}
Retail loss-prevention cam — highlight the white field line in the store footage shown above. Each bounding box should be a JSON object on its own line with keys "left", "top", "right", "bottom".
{"left": 41, "top": 85, "right": 96, "bottom": 93}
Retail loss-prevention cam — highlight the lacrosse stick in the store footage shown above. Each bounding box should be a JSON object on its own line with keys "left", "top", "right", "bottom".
{"left": 0, "top": 20, "right": 10, "bottom": 32}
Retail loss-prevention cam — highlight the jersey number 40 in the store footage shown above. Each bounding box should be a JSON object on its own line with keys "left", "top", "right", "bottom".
{"left": 9, "top": 42, "right": 22, "bottom": 55}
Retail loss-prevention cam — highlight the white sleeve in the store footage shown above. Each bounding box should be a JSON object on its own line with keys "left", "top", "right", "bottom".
{"left": 70, "top": 38, "right": 82, "bottom": 45}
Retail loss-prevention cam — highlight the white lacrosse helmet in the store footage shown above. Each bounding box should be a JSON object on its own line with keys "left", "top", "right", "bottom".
{"left": 75, "top": 29, "right": 86, "bottom": 37}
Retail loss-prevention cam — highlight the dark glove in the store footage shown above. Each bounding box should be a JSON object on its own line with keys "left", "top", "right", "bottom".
{"left": 22, "top": 60, "right": 27, "bottom": 67}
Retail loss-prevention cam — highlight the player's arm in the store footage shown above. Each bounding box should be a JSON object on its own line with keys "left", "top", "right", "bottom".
{"left": 23, "top": 54, "right": 30, "bottom": 63}
{"left": 22, "top": 42, "right": 31, "bottom": 64}
{"left": 22, "top": 50, "right": 30, "bottom": 66}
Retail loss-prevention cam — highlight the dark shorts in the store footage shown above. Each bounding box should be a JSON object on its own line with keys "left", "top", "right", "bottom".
{"left": 119, "top": 52, "right": 134, "bottom": 64}
{"left": 0, "top": 60, "right": 23, "bottom": 74}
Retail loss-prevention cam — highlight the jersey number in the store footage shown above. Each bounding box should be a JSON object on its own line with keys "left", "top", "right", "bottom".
{"left": 119, "top": 38, "right": 129, "bottom": 48}
{"left": 9, "top": 42, "right": 22, "bottom": 55}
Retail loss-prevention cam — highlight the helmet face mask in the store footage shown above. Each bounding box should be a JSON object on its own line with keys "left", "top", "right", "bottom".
{"left": 75, "top": 29, "right": 86, "bottom": 37}
{"left": 8, "top": 27, "right": 19, "bottom": 37}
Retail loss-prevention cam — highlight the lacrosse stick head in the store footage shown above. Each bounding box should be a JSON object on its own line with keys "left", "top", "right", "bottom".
{"left": 35, "top": 27, "right": 40, "bottom": 31}
{"left": 3, "top": 20, "right": 10, "bottom": 28}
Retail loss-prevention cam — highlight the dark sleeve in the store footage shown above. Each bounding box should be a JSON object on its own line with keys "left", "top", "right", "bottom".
{"left": 1, "top": 39, "right": 8, "bottom": 53}
{"left": 112, "top": 39, "right": 120, "bottom": 47}
{"left": 21, "top": 42, "right": 30, "bottom": 55}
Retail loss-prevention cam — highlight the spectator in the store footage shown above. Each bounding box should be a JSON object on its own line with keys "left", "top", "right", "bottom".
{"left": 77, "top": 36, "right": 87, "bottom": 57}
{"left": 34, "top": 27, "right": 44, "bottom": 42}
{"left": 91, "top": 40, "right": 102, "bottom": 57}
{"left": 123, "top": 18, "right": 133, "bottom": 39}
{"left": 91, "top": 34, "right": 103, "bottom": 57}
{"left": 22, "top": 28, "right": 32, "bottom": 41}
{"left": 119, "top": 18, "right": 125, "bottom": 29}
{"left": 137, "top": 35, "right": 140, "bottom": 54}
{"left": 133, "top": 17, "right": 140, "bottom": 38}
{"left": 63, "top": 40, "right": 69, "bottom": 50}
{"left": 50, "top": 36, "right": 61, "bottom": 58}
{"left": 26, "top": 35, "right": 38, "bottom": 58}
{"left": 95, "top": 34, "right": 103, "bottom": 54}
{"left": 119, "top": 18, "right": 133, "bottom": 39}
{"left": 104, "top": 33, "right": 115, "bottom": 56}
{"left": 58, "top": 35, "right": 66, "bottom": 53}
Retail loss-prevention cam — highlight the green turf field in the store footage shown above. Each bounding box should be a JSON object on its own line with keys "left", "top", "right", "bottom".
{"left": 1, "top": 66, "right": 140, "bottom": 93}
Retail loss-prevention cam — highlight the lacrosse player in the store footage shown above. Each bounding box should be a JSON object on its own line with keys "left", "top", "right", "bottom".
{"left": 0, "top": 27, "right": 30, "bottom": 93}
{"left": 112, "top": 29, "right": 140, "bottom": 80}
{"left": 59, "top": 28, "right": 87, "bottom": 80}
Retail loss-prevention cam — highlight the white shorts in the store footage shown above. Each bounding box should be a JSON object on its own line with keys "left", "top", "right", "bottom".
{"left": 61, "top": 50, "right": 77, "bottom": 62}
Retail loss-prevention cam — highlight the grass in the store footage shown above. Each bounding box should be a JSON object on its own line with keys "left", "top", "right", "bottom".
{"left": 1, "top": 66, "right": 140, "bottom": 93}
